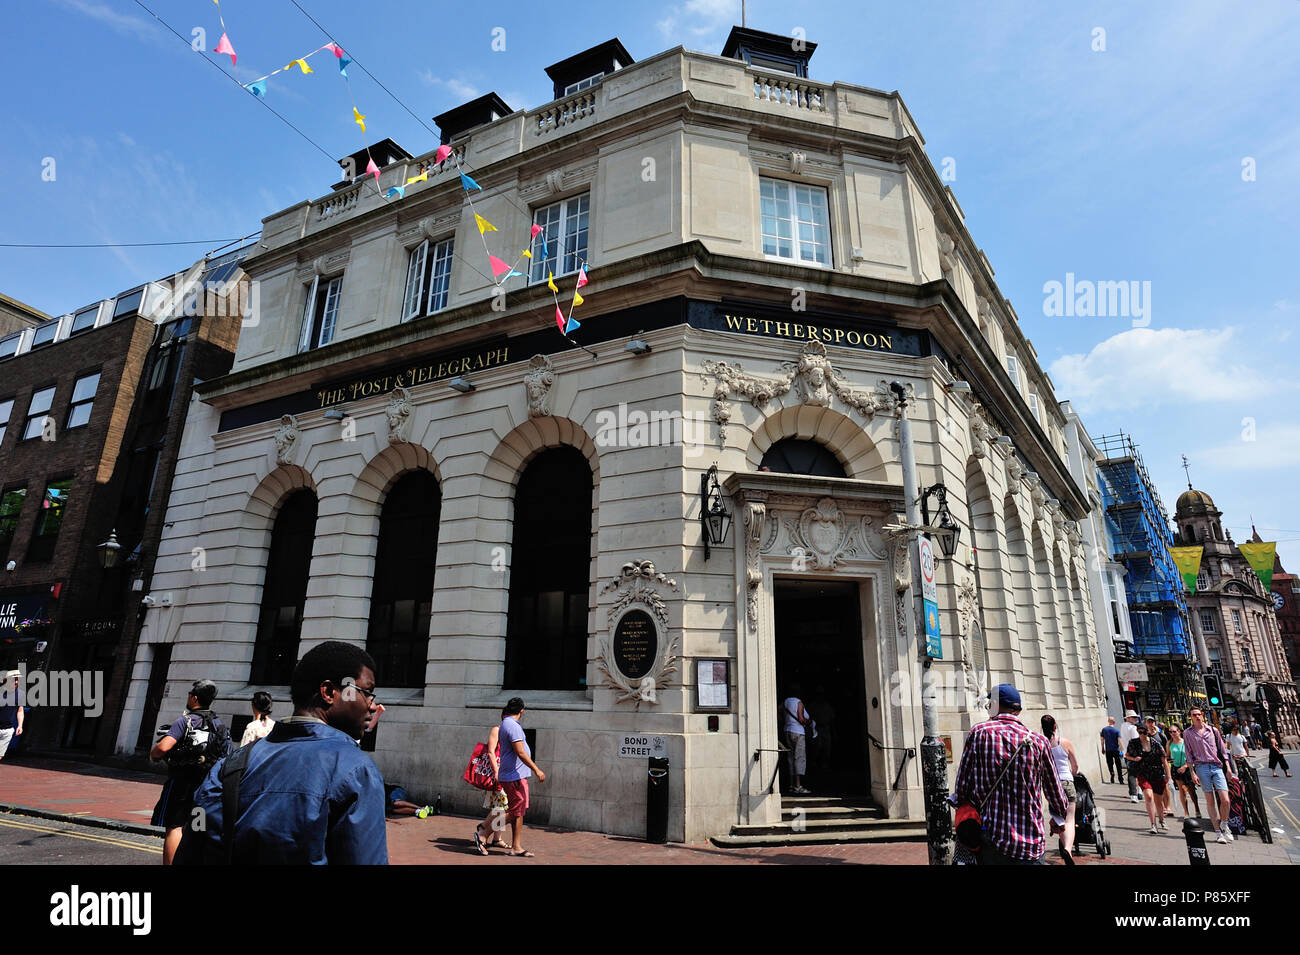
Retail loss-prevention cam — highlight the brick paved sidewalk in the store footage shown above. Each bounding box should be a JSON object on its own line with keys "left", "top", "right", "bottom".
{"left": 0, "top": 755, "right": 1141, "bottom": 864}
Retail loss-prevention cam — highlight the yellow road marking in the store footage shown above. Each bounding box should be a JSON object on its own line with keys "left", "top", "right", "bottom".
{"left": 0, "top": 817, "right": 161, "bottom": 854}
{"left": 1271, "top": 794, "right": 1300, "bottom": 833}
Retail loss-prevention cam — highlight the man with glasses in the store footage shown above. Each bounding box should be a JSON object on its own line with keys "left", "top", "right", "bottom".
{"left": 177, "top": 640, "right": 387, "bottom": 864}
{"left": 1183, "top": 707, "right": 1237, "bottom": 845}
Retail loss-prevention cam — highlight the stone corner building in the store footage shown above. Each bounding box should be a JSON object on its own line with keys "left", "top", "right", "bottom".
{"left": 119, "top": 28, "right": 1107, "bottom": 841}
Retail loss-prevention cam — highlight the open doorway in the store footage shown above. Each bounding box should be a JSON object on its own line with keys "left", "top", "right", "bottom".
{"left": 774, "top": 578, "right": 871, "bottom": 798}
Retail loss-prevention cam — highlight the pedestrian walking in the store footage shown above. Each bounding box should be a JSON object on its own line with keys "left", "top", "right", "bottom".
{"left": 1120, "top": 710, "right": 1141, "bottom": 802}
{"left": 239, "top": 691, "right": 276, "bottom": 746}
{"left": 1146, "top": 717, "right": 1174, "bottom": 818}
{"left": 951, "top": 684, "right": 1069, "bottom": 864}
{"left": 1250, "top": 720, "right": 1264, "bottom": 748}
{"left": 0, "top": 670, "right": 23, "bottom": 761}
{"left": 1166, "top": 726, "right": 1201, "bottom": 820}
{"left": 1183, "top": 707, "right": 1237, "bottom": 845}
{"left": 495, "top": 697, "right": 545, "bottom": 858}
{"left": 472, "top": 709, "right": 513, "bottom": 854}
{"left": 1264, "top": 731, "right": 1291, "bottom": 777}
{"left": 782, "top": 683, "right": 813, "bottom": 795}
{"left": 175, "top": 640, "right": 387, "bottom": 864}
{"left": 1126, "top": 722, "right": 1169, "bottom": 834}
{"left": 1042, "top": 715, "right": 1078, "bottom": 864}
{"left": 1100, "top": 716, "right": 1124, "bottom": 784}
{"left": 150, "top": 679, "right": 232, "bottom": 865}
{"left": 1226, "top": 720, "right": 1251, "bottom": 762}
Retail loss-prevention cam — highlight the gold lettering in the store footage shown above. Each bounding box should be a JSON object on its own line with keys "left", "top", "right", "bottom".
{"left": 746, "top": 318, "right": 758, "bottom": 332}
{"left": 880, "top": 334, "right": 892, "bottom": 350}
{"left": 805, "top": 326, "right": 819, "bottom": 340}
{"left": 725, "top": 314, "right": 744, "bottom": 330}
{"left": 473, "top": 354, "right": 485, "bottom": 369}
{"left": 834, "top": 328, "right": 845, "bottom": 343}
{"left": 760, "top": 319, "right": 772, "bottom": 334}
{"left": 792, "top": 324, "right": 804, "bottom": 339}
{"left": 500, "top": 346, "right": 508, "bottom": 364}
{"left": 775, "top": 322, "right": 790, "bottom": 337}
{"left": 863, "top": 333, "right": 878, "bottom": 348}
{"left": 349, "top": 382, "right": 363, "bottom": 400}
{"left": 846, "top": 331, "right": 861, "bottom": 345}
{"left": 435, "top": 361, "right": 448, "bottom": 379}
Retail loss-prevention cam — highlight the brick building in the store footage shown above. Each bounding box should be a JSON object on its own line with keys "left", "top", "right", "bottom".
{"left": 0, "top": 251, "right": 246, "bottom": 756}
{"left": 1267, "top": 547, "right": 1300, "bottom": 729}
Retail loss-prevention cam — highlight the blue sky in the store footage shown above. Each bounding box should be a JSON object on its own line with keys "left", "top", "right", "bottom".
{"left": 4, "top": 0, "right": 1298, "bottom": 567}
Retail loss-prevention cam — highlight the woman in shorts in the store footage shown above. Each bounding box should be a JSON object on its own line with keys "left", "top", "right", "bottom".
{"left": 1041, "top": 715, "right": 1078, "bottom": 863}
{"left": 1166, "top": 725, "right": 1200, "bottom": 820}
{"left": 1126, "top": 722, "right": 1169, "bottom": 834}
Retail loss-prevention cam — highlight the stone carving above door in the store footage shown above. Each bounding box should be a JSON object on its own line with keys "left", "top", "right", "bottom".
{"left": 700, "top": 340, "right": 894, "bottom": 447}
{"left": 523, "top": 354, "right": 555, "bottom": 418}
{"left": 274, "top": 414, "right": 299, "bottom": 465}
{"left": 789, "top": 497, "right": 854, "bottom": 569}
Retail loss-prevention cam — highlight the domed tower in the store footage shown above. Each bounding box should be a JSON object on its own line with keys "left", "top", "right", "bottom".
{"left": 1174, "top": 486, "right": 1224, "bottom": 547}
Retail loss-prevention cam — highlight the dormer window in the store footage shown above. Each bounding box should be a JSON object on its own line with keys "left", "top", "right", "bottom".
{"left": 70, "top": 304, "right": 100, "bottom": 336}
{"left": 564, "top": 72, "right": 605, "bottom": 95}
{"left": 29, "top": 320, "right": 59, "bottom": 349}
{"left": 113, "top": 288, "right": 144, "bottom": 320}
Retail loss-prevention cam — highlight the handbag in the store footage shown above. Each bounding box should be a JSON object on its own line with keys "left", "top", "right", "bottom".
{"left": 462, "top": 742, "right": 499, "bottom": 790}
{"left": 954, "top": 732, "right": 1032, "bottom": 853}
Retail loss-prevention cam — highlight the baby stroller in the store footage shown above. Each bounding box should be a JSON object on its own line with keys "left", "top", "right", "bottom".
{"left": 1072, "top": 773, "right": 1110, "bottom": 858}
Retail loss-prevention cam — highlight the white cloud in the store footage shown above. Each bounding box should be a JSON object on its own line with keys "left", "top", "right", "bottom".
{"left": 1048, "top": 326, "right": 1293, "bottom": 413}
{"left": 1197, "top": 424, "right": 1300, "bottom": 471}
{"left": 657, "top": 0, "right": 737, "bottom": 40}
{"left": 418, "top": 71, "right": 478, "bottom": 102}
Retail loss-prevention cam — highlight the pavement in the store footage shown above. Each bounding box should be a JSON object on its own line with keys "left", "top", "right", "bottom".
{"left": 2, "top": 753, "right": 1296, "bottom": 864}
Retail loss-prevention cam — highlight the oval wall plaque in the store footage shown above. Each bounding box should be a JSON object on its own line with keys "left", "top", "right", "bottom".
{"left": 612, "top": 609, "right": 658, "bottom": 681}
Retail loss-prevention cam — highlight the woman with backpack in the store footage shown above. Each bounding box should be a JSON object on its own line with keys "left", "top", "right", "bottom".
{"left": 149, "top": 679, "right": 231, "bottom": 864}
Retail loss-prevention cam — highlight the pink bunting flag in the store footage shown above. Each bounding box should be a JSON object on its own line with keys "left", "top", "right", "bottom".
{"left": 488, "top": 255, "right": 512, "bottom": 278}
{"left": 555, "top": 306, "right": 566, "bottom": 332}
{"left": 575, "top": 265, "right": 588, "bottom": 289}
{"left": 530, "top": 224, "right": 543, "bottom": 239}
{"left": 214, "top": 32, "right": 237, "bottom": 67}
{"left": 434, "top": 144, "right": 453, "bottom": 165}
{"left": 323, "top": 42, "right": 345, "bottom": 57}
{"left": 365, "top": 158, "right": 381, "bottom": 183}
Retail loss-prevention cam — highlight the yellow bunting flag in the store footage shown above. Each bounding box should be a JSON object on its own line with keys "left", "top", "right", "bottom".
{"left": 521, "top": 249, "right": 532, "bottom": 258}
{"left": 475, "top": 213, "right": 498, "bottom": 235}
{"left": 406, "top": 172, "right": 428, "bottom": 185}
{"left": 286, "top": 58, "right": 313, "bottom": 74}
{"left": 572, "top": 291, "right": 584, "bottom": 307}
{"left": 1239, "top": 541, "right": 1277, "bottom": 592}
{"left": 1169, "top": 546, "right": 1204, "bottom": 593}
{"left": 547, "top": 272, "right": 559, "bottom": 294}
{"left": 353, "top": 107, "right": 366, "bottom": 133}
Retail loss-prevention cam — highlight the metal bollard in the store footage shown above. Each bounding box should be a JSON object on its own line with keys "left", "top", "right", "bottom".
{"left": 1183, "top": 818, "right": 1210, "bottom": 865}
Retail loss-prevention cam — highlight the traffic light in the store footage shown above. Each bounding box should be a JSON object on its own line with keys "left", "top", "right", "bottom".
{"left": 1204, "top": 674, "right": 1222, "bottom": 708}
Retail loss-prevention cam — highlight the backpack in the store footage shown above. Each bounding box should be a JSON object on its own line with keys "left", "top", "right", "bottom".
{"left": 167, "top": 709, "right": 231, "bottom": 771}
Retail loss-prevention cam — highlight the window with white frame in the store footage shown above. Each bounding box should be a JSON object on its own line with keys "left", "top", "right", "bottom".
{"left": 760, "top": 177, "right": 830, "bottom": 266}
{"left": 1200, "top": 609, "right": 1218, "bottom": 633}
{"left": 0, "top": 333, "right": 18, "bottom": 360}
{"left": 29, "top": 320, "right": 59, "bottom": 349}
{"left": 401, "top": 238, "right": 455, "bottom": 321}
{"left": 1005, "top": 353, "right": 1020, "bottom": 389}
{"left": 298, "top": 275, "right": 342, "bottom": 352}
{"left": 563, "top": 73, "right": 604, "bottom": 95}
{"left": 1231, "top": 609, "right": 1242, "bottom": 631}
{"left": 531, "top": 194, "right": 589, "bottom": 282}
{"left": 1027, "top": 392, "right": 1040, "bottom": 422}
{"left": 70, "top": 304, "right": 100, "bottom": 336}
{"left": 1197, "top": 570, "right": 1208, "bottom": 591}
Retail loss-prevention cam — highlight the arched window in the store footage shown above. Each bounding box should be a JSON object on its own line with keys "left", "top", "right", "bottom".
{"left": 504, "top": 447, "right": 593, "bottom": 689}
{"left": 760, "top": 438, "right": 846, "bottom": 477}
{"left": 250, "top": 489, "right": 318, "bottom": 685}
{"left": 367, "top": 471, "right": 441, "bottom": 688}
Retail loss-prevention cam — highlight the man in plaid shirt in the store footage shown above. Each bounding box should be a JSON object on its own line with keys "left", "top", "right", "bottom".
{"left": 953, "top": 684, "right": 1069, "bottom": 864}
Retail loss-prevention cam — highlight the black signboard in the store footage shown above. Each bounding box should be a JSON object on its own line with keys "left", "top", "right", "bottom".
{"left": 613, "top": 609, "right": 658, "bottom": 680}
{"left": 0, "top": 595, "right": 48, "bottom": 644}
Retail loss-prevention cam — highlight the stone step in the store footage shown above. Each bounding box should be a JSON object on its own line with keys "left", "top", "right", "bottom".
{"left": 734, "top": 816, "right": 922, "bottom": 837}
{"left": 780, "top": 805, "right": 884, "bottom": 821}
{"left": 711, "top": 825, "right": 928, "bottom": 848}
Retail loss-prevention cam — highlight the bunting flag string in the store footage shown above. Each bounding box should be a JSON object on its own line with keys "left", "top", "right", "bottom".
{"left": 242, "top": 42, "right": 350, "bottom": 97}
{"left": 211, "top": 0, "right": 236, "bottom": 70}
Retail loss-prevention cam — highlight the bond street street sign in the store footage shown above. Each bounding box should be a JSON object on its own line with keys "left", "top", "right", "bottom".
{"left": 618, "top": 734, "right": 667, "bottom": 758}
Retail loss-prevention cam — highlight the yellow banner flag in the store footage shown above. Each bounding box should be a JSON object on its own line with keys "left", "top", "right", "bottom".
{"left": 572, "top": 291, "right": 584, "bottom": 307}
{"left": 521, "top": 249, "right": 532, "bottom": 258}
{"left": 547, "top": 272, "right": 558, "bottom": 294}
{"left": 405, "top": 171, "right": 428, "bottom": 185}
{"left": 353, "top": 107, "right": 366, "bottom": 133}
{"left": 1169, "top": 546, "right": 1203, "bottom": 593}
{"left": 286, "top": 58, "right": 313, "bottom": 74}
{"left": 1239, "top": 541, "right": 1277, "bottom": 592}
{"left": 475, "top": 213, "right": 498, "bottom": 235}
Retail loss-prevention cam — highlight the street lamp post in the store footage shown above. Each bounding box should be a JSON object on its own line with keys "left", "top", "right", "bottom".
{"left": 890, "top": 381, "right": 954, "bottom": 866}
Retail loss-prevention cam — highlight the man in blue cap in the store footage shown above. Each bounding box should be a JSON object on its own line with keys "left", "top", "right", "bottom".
{"left": 952, "top": 683, "right": 1070, "bottom": 864}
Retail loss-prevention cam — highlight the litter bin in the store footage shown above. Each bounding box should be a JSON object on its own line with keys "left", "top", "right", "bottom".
{"left": 646, "top": 756, "right": 669, "bottom": 844}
